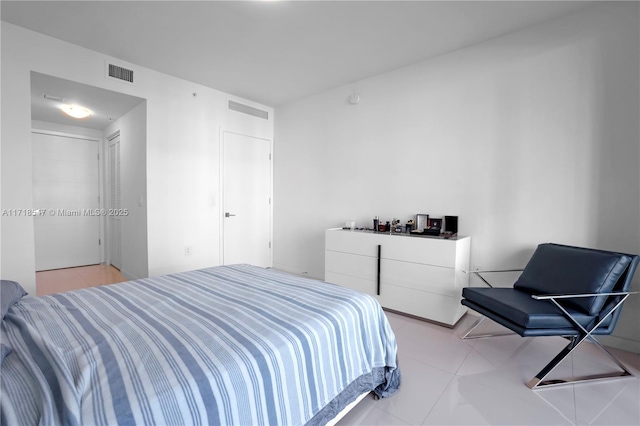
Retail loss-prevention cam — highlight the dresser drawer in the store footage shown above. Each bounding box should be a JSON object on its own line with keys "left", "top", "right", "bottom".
{"left": 380, "top": 236, "right": 461, "bottom": 268}
{"left": 325, "top": 250, "right": 377, "bottom": 281}
{"left": 324, "top": 271, "right": 377, "bottom": 296}
{"left": 380, "top": 260, "right": 468, "bottom": 297}
{"left": 325, "top": 229, "right": 381, "bottom": 257}
{"left": 379, "top": 283, "right": 467, "bottom": 326}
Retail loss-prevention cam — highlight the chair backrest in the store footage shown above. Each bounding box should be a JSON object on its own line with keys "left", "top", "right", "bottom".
{"left": 514, "top": 243, "right": 638, "bottom": 316}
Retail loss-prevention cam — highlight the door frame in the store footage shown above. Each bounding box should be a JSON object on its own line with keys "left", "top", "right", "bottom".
{"left": 219, "top": 128, "right": 273, "bottom": 267}
{"left": 31, "top": 128, "right": 107, "bottom": 266}
{"left": 105, "top": 130, "right": 121, "bottom": 269}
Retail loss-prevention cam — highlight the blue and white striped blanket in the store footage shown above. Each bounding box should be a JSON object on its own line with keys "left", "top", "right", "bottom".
{"left": 1, "top": 265, "right": 400, "bottom": 425}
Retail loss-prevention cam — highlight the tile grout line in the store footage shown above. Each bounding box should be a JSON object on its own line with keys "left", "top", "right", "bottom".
{"left": 418, "top": 373, "right": 456, "bottom": 425}
{"left": 76, "top": 268, "right": 95, "bottom": 287}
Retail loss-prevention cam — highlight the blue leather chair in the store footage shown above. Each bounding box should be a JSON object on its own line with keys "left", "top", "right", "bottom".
{"left": 460, "top": 243, "right": 639, "bottom": 389}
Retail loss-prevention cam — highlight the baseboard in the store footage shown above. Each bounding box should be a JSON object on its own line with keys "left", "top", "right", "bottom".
{"left": 120, "top": 269, "right": 139, "bottom": 282}
{"left": 271, "top": 263, "right": 321, "bottom": 280}
{"left": 600, "top": 335, "right": 640, "bottom": 354}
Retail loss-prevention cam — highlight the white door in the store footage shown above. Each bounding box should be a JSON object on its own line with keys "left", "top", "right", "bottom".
{"left": 108, "top": 135, "right": 122, "bottom": 270}
{"left": 32, "top": 131, "right": 101, "bottom": 271}
{"left": 222, "top": 131, "right": 272, "bottom": 267}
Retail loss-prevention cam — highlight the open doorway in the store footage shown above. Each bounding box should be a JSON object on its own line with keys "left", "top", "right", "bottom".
{"left": 30, "top": 72, "right": 147, "bottom": 294}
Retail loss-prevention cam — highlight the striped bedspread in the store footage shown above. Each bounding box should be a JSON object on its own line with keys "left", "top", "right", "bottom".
{"left": 1, "top": 264, "right": 400, "bottom": 425}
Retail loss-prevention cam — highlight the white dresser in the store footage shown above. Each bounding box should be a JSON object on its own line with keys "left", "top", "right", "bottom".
{"left": 325, "top": 228, "right": 470, "bottom": 326}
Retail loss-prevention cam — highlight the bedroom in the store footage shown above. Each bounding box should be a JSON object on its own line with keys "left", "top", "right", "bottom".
{"left": 1, "top": 1, "right": 639, "bottom": 424}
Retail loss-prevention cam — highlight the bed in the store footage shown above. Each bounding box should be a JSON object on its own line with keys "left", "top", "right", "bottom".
{"left": 0, "top": 264, "right": 400, "bottom": 425}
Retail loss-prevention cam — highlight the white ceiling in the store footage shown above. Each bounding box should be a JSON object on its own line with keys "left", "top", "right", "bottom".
{"left": 3, "top": 1, "right": 599, "bottom": 107}
{"left": 31, "top": 72, "right": 145, "bottom": 130}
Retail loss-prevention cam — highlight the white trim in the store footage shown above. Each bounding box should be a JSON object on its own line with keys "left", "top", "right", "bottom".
{"left": 600, "top": 335, "right": 640, "bottom": 354}
{"left": 218, "top": 126, "right": 224, "bottom": 266}
{"left": 106, "top": 130, "right": 120, "bottom": 142}
{"left": 221, "top": 128, "right": 271, "bottom": 143}
{"left": 31, "top": 128, "right": 100, "bottom": 142}
{"left": 106, "top": 134, "right": 122, "bottom": 269}
{"left": 98, "top": 136, "right": 106, "bottom": 264}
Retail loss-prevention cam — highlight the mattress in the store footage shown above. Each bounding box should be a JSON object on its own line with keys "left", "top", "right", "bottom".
{"left": 0, "top": 264, "right": 400, "bottom": 425}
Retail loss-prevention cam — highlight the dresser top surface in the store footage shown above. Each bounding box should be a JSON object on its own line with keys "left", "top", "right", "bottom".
{"left": 327, "top": 228, "right": 469, "bottom": 241}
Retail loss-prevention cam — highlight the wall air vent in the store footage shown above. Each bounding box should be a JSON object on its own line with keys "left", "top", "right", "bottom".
{"left": 228, "top": 100, "right": 269, "bottom": 120}
{"left": 106, "top": 62, "right": 135, "bottom": 85}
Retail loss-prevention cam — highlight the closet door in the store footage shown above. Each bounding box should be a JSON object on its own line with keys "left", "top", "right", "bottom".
{"left": 108, "top": 134, "right": 122, "bottom": 270}
{"left": 32, "top": 131, "right": 101, "bottom": 270}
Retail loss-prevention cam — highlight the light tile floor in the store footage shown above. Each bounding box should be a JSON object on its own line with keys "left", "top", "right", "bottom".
{"left": 338, "top": 311, "right": 640, "bottom": 425}
{"left": 36, "top": 264, "right": 126, "bottom": 296}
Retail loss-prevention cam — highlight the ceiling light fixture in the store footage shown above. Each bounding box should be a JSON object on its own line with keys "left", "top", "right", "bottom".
{"left": 60, "top": 104, "right": 92, "bottom": 119}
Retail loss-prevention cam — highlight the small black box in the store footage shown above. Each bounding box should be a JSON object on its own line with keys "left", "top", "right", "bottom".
{"left": 444, "top": 216, "right": 458, "bottom": 234}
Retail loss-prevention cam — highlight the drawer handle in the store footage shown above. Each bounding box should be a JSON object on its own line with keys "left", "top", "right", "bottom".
{"left": 377, "top": 244, "right": 381, "bottom": 296}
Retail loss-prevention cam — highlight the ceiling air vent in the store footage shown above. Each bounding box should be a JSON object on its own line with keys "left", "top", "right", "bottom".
{"left": 228, "top": 100, "right": 268, "bottom": 120}
{"left": 106, "top": 62, "right": 135, "bottom": 85}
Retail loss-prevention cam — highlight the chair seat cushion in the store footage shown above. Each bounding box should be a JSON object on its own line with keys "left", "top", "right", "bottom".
{"left": 461, "top": 287, "right": 609, "bottom": 330}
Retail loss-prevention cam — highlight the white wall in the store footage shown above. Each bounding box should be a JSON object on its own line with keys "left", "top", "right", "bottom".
{"left": 274, "top": 3, "right": 640, "bottom": 352}
{"left": 104, "top": 102, "right": 148, "bottom": 280}
{"left": 1, "top": 22, "right": 274, "bottom": 295}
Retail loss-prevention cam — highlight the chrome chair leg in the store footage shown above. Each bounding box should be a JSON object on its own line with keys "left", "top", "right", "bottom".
{"left": 527, "top": 336, "right": 581, "bottom": 389}
{"left": 586, "top": 336, "right": 635, "bottom": 376}
{"left": 528, "top": 294, "right": 636, "bottom": 389}
{"left": 460, "top": 315, "right": 515, "bottom": 340}
{"left": 527, "top": 334, "right": 634, "bottom": 389}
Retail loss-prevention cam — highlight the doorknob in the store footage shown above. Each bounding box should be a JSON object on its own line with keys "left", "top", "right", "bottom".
{"left": 225, "top": 212, "right": 236, "bottom": 217}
